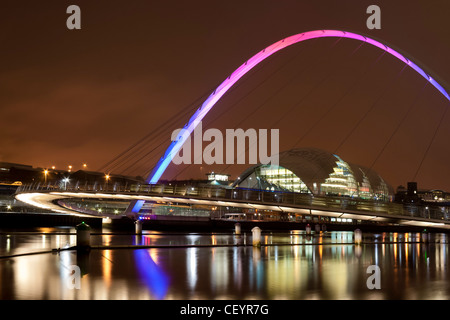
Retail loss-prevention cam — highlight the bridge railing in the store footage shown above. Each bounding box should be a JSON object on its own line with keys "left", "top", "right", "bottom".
{"left": 15, "top": 182, "right": 448, "bottom": 221}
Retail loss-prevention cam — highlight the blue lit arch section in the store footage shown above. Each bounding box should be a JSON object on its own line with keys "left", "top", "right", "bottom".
{"left": 131, "top": 30, "right": 450, "bottom": 213}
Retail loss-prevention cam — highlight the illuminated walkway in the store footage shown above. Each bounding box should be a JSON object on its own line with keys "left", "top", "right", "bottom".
{"left": 15, "top": 184, "right": 450, "bottom": 230}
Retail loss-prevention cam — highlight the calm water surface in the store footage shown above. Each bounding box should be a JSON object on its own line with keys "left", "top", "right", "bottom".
{"left": 0, "top": 228, "right": 449, "bottom": 300}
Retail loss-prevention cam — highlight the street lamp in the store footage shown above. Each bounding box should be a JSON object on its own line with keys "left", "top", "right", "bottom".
{"left": 105, "top": 174, "right": 110, "bottom": 190}
{"left": 43, "top": 169, "right": 49, "bottom": 183}
{"left": 68, "top": 165, "right": 72, "bottom": 172}
{"left": 63, "top": 177, "right": 70, "bottom": 190}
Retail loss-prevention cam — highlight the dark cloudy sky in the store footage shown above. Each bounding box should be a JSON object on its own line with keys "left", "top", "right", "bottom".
{"left": 0, "top": 0, "right": 449, "bottom": 191}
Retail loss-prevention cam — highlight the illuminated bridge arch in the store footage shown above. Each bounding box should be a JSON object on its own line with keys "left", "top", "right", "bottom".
{"left": 148, "top": 29, "right": 450, "bottom": 187}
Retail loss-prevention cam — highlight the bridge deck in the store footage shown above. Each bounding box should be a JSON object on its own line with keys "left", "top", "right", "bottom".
{"left": 14, "top": 183, "right": 450, "bottom": 230}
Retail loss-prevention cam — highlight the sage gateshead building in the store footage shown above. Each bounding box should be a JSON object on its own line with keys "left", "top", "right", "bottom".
{"left": 233, "top": 148, "right": 393, "bottom": 202}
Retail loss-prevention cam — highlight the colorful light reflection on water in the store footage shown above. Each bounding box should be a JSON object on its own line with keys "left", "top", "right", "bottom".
{"left": 0, "top": 230, "right": 449, "bottom": 300}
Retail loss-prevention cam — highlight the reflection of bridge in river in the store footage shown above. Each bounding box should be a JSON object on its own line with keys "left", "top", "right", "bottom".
{"left": 15, "top": 183, "right": 450, "bottom": 230}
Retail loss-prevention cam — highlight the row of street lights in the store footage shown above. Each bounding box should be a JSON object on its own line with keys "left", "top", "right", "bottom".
{"left": 46, "top": 163, "right": 88, "bottom": 173}
{"left": 42, "top": 164, "right": 88, "bottom": 184}
{"left": 42, "top": 168, "right": 111, "bottom": 188}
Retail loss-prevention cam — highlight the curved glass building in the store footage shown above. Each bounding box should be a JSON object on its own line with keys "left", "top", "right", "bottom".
{"left": 233, "top": 148, "right": 392, "bottom": 201}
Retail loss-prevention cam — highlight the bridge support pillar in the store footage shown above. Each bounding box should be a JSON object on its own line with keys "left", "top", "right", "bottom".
{"left": 306, "top": 224, "right": 311, "bottom": 235}
{"left": 422, "top": 231, "right": 429, "bottom": 243}
{"left": 235, "top": 223, "right": 241, "bottom": 235}
{"left": 252, "top": 227, "right": 261, "bottom": 247}
{"left": 354, "top": 229, "right": 362, "bottom": 245}
{"left": 76, "top": 222, "right": 91, "bottom": 250}
{"left": 315, "top": 224, "right": 321, "bottom": 233}
{"left": 135, "top": 219, "right": 143, "bottom": 235}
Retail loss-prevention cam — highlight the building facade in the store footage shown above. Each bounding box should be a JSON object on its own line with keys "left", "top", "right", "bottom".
{"left": 233, "top": 148, "right": 393, "bottom": 201}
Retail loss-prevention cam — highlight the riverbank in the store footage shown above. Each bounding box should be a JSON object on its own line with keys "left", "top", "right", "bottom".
{"left": 0, "top": 211, "right": 447, "bottom": 233}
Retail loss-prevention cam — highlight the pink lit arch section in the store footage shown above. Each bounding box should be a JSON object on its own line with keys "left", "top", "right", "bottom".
{"left": 147, "top": 29, "right": 450, "bottom": 186}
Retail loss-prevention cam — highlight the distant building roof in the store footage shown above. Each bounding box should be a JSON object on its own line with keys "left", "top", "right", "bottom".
{"left": 0, "top": 162, "right": 33, "bottom": 169}
{"left": 234, "top": 147, "right": 393, "bottom": 200}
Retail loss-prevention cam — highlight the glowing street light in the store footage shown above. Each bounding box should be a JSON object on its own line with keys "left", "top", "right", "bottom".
{"left": 43, "top": 169, "right": 49, "bottom": 183}
{"left": 68, "top": 165, "right": 72, "bottom": 172}
{"left": 83, "top": 163, "right": 87, "bottom": 169}
{"left": 63, "top": 177, "right": 70, "bottom": 190}
{"left": 105, "top": 174, "right": 110, "bottom": 190}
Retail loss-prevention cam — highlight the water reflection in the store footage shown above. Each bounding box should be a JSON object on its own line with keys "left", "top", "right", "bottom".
{"left": 134, "top": 249, "right": 169, "bottom": 300}
{"left": 0, "top": 229, "right": 76, "bottom": 256}
{"left": 187, "top": 248, "right": 198, "bottom": 291}
{"left": 0, "top": 230, "right": 450, "bottom": 299}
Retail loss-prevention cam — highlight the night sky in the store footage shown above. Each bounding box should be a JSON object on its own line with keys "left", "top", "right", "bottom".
{"left": 0, "top": 0, "right": 449, "bottom": 191}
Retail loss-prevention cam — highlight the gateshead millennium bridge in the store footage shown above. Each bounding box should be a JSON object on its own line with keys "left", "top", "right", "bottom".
{"left": 15, "top": 182, "right": 450, "bottom": 230}
{"left": 14, "top": 30, "right": 450, "bottom": 230}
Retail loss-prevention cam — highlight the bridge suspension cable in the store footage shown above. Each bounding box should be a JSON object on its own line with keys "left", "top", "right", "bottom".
{"left": 97, "top": 85, "right": 216, "bottom": 174}
{"left": 412, "top": 101, "right": 448, "bottom": 182}
{"left": 214, "top": 38, "right": 373, "bottom": 179}
{"left": 173, "top": 38, "right": 447, "bottom": 194}
{"left": 148, "top": 39, "right": 324, "bottom": 180}
{"left": 367, "top": 82, "right": 429, "bottom": 173}
{"left": 146, "top": 30, "right": 450, "bottom": 185}
{"left": 170, "top": 37, "right": 345, "bottom": 180}
{"left": 332, "top": 64, "right": 408, "bottom": 153}
{"left": 303, "top": 62, "right": 408, "bottom": 186}
{"left": 101, "top": 38, "right": 315, "bottom": 178}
